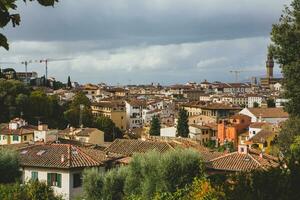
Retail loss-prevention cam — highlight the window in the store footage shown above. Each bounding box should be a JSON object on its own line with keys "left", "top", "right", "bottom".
{"left": 24, "top": 135, "right": 27, "bottom": 141}
{"left": 12, "top": 135, "right": 19, "bottom": 141}
{"left": 47, "top": 173, "right": 62, "bottom": 188}
{"left": 3, "top": 136, "right": 6, "bottom": 140}
{"left": 73, "top": 173, "right": 82, "bottom": 188}
{"left": 121, "top": 116, "right": 124, "bottom": 120}
{"left": 253, "top": 131, "right": 256, "bottom": 135}
{"left": 31, "top": 171, "right": 38, "bottom": 181}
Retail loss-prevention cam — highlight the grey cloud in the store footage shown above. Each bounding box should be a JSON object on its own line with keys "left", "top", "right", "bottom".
{"left": 2, "top": 0, "right": 290, "bottom": 46}
{"left": 0, "top": 0, "right": 288, "bottom": 84}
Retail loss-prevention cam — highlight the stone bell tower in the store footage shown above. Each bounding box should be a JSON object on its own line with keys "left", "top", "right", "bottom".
{"left": 266, "top": 53, "right": 274, "bottom": 78}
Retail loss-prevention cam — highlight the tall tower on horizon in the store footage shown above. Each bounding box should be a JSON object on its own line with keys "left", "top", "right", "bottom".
{"left": 266, "top": 54, "right": 274, "bottom": 78}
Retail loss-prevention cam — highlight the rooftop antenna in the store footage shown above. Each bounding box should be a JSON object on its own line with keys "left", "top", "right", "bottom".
{"left": 79, "top": 104, "right": 84, "bottom": 128}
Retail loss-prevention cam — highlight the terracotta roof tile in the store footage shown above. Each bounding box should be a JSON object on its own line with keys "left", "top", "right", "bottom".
{"left": 0, "top": 124, "right": 37, "bottom": 135}
{"left": 104, "top": 139, "right": 172, "bottom": 156}
{"left": 206, "top": 149, "right": 278, "bottom": 172}
{"left": 19, "top": 144, "right": 120, "bottom": 169}
{"left": 249, "top": 130, "right": 275, "bottom": 143}
{"left": 248, "top": 108, "right": 289, "bottom": 118}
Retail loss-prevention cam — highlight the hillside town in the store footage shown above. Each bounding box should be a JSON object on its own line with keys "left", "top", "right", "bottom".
{"left": 1, "top": 0, "right": 300, "bottom": 200}
{"left": 0, "top": 54, "right": 288, "bottom": 199}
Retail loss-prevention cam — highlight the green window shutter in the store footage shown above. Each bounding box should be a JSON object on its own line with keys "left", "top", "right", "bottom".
{"left": 47, "top": 173, "right": 51, "bottom": 185}
{"left": 57, "top": 174, "right": 62, "bottom": 188}
{"left": 31, "top": 171, "right": 38, "bottom": 180}
{"left": 12, "top": 135, "right": 19, "bottom": 141}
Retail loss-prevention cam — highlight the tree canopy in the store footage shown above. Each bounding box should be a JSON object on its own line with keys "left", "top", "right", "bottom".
{"left": 149, "top": 115, "right": 161, "bottom": 136}
{"left": 177, "top": 108, "right": 189, "bottom": 138}
{"left": 0, "top": 180, "right": 63, "bottom": 200}
{"left": 0, "top": 0, "right": 58, "bottom": 50}
{"left": 82, "top": 149, "right": 204, "bottom": 200}
{"left": 0, "top": 148, "right": 20, "bottom": 184}
{"left": 64, "top": 92, "right": 93, "bottom": 127}
{"left": 93, "top": 116, "right": 123, "bottom": 142}
{"left": 269, "top": 0, "right": 300, "bottom": 117}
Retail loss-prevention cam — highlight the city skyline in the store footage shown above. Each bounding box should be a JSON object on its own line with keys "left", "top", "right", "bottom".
{"left": 0, "top": 0, "right": 290, "bottom": 84}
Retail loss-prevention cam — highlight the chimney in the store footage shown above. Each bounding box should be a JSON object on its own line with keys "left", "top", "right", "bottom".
{"left": 238, "top": 144, "right": 248, "bottom": 154}
{"left": 61, "top": 154, "right": 65, "bottom": 163}
{"left": 258, "top": 114, "right": 262, "bottom": 122}
{"left": 38, "top": 124, "right": 48, "bottom": 131}
{"left": 260, "top": 148, "right": 265, "bottom": 158}
{"left": 259, "top": 152, "right": 263, "bottom": 159}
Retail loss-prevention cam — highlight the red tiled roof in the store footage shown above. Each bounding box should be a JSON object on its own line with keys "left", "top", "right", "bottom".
{"left": 104, "top": 139, "right": 172, "bottom": 156}
{"left": 249, "top": 122, "right": 268, "bottom": 128}
{"left": 19, "top": 144, "right": 120, "bottom": 169}
{"left": 0, "top": 124, "right": 37, "bottom": 135}
{"left": 248, "top": 108, "right": 289, "bottom": 118}
{"left": 206, "top": 149, "right": 278, "bottom": 172}
{"left": 248, "top": 130, "right": 275, "bottom": 143}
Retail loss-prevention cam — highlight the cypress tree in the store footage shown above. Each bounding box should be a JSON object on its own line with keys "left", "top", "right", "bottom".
{"left": 149, "top": 115, "right": 161, "bottom": 136}
{"left": 177, "top": 108, "right": 189, "bottom": 137}
{"left": 67, "top": 76, "right": 72, "bottom": 88}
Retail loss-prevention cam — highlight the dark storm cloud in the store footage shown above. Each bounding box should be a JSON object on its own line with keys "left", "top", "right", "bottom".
{"left": 0, "top": 0, "right": 290, "bottom": 84}
{"left": 3, "top": 0, "right": 289, "bottom": 45}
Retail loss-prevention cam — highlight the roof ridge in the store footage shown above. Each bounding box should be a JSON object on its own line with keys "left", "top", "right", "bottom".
{"left": 165, "top": 141, "right": 175, "bottom": 150}
{"left": 76, "top": 146, "right": 102, "bottom": 165}
{"left": 247, "top": 153, "right": 265, "bottom": 169}
{"left": 208, "top": 151, "right": 238, "bottom": 162}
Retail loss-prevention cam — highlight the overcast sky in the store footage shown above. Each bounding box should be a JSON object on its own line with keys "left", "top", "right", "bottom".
{"left": 0, "top": 0, "right": 291, "bottom": 85}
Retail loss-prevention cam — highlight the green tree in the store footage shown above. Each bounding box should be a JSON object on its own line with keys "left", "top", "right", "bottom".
{"left": 28, "top": 90, "right": 51, "bottom": 122}
{"left": 82, "top": 149, "right": 204, "bottom": 200}
{"left": 0, "top": 0, "right": 58, "bottom": 50}
{"left": 82, "top": 168, "right": 104, "bottom": 200}
{"left": 0, "top": 149, "right": 20, "bottom": 183}
{"left": 15, "top": 93, "right": 29, "bottom": 117}
{"left": 267, "top": 98, "right": 276, "bottom": 108}
{"left": 124, "top": 149, "right": 204, "bottom": 199}
{"left": 102, "top": 167, "right": 128, "bottom": 200}
{"left": 224, "top": 168, "right": 292, "bottom": 200}
{"left": 149, "top": 115, "right": 161, "bottom": 136}
{"left": 0, "top": 180, "right": 62, "bottom": 200}
{"left": 0, "top": 79, "right": 30, "bottom": 122}
{"left": 269, "top": 0, "right": 300, "bottom": 117}
{"left": 64, "top": 92, "right": 93, "bottom": 127}
{"left": 177, "top": 108, "right": 189, "bottom": 137}
{"left": 277, "top": 117, "right": 300, "bottom": 154}
{"left": 153, "top": 178, "right": 225, "bottom": 200}
{"left": 253, "top": 102, "right": 259, "bottom": 108}
{"left": 0, "top": 68, "right": 5, "bottom": 79}
{"left": 67, "top": 76, "right": 72, "bottom": 88}
{"left": 93, "top": 116, "right": 123, "bottom": 142}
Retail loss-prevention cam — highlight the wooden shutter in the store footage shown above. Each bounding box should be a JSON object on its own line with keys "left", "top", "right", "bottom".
{"left": 57, "top": 173, "right": 62, "bottom": 188}
{"left": 47, "top": 173, "right": 51, "bottom": 185}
